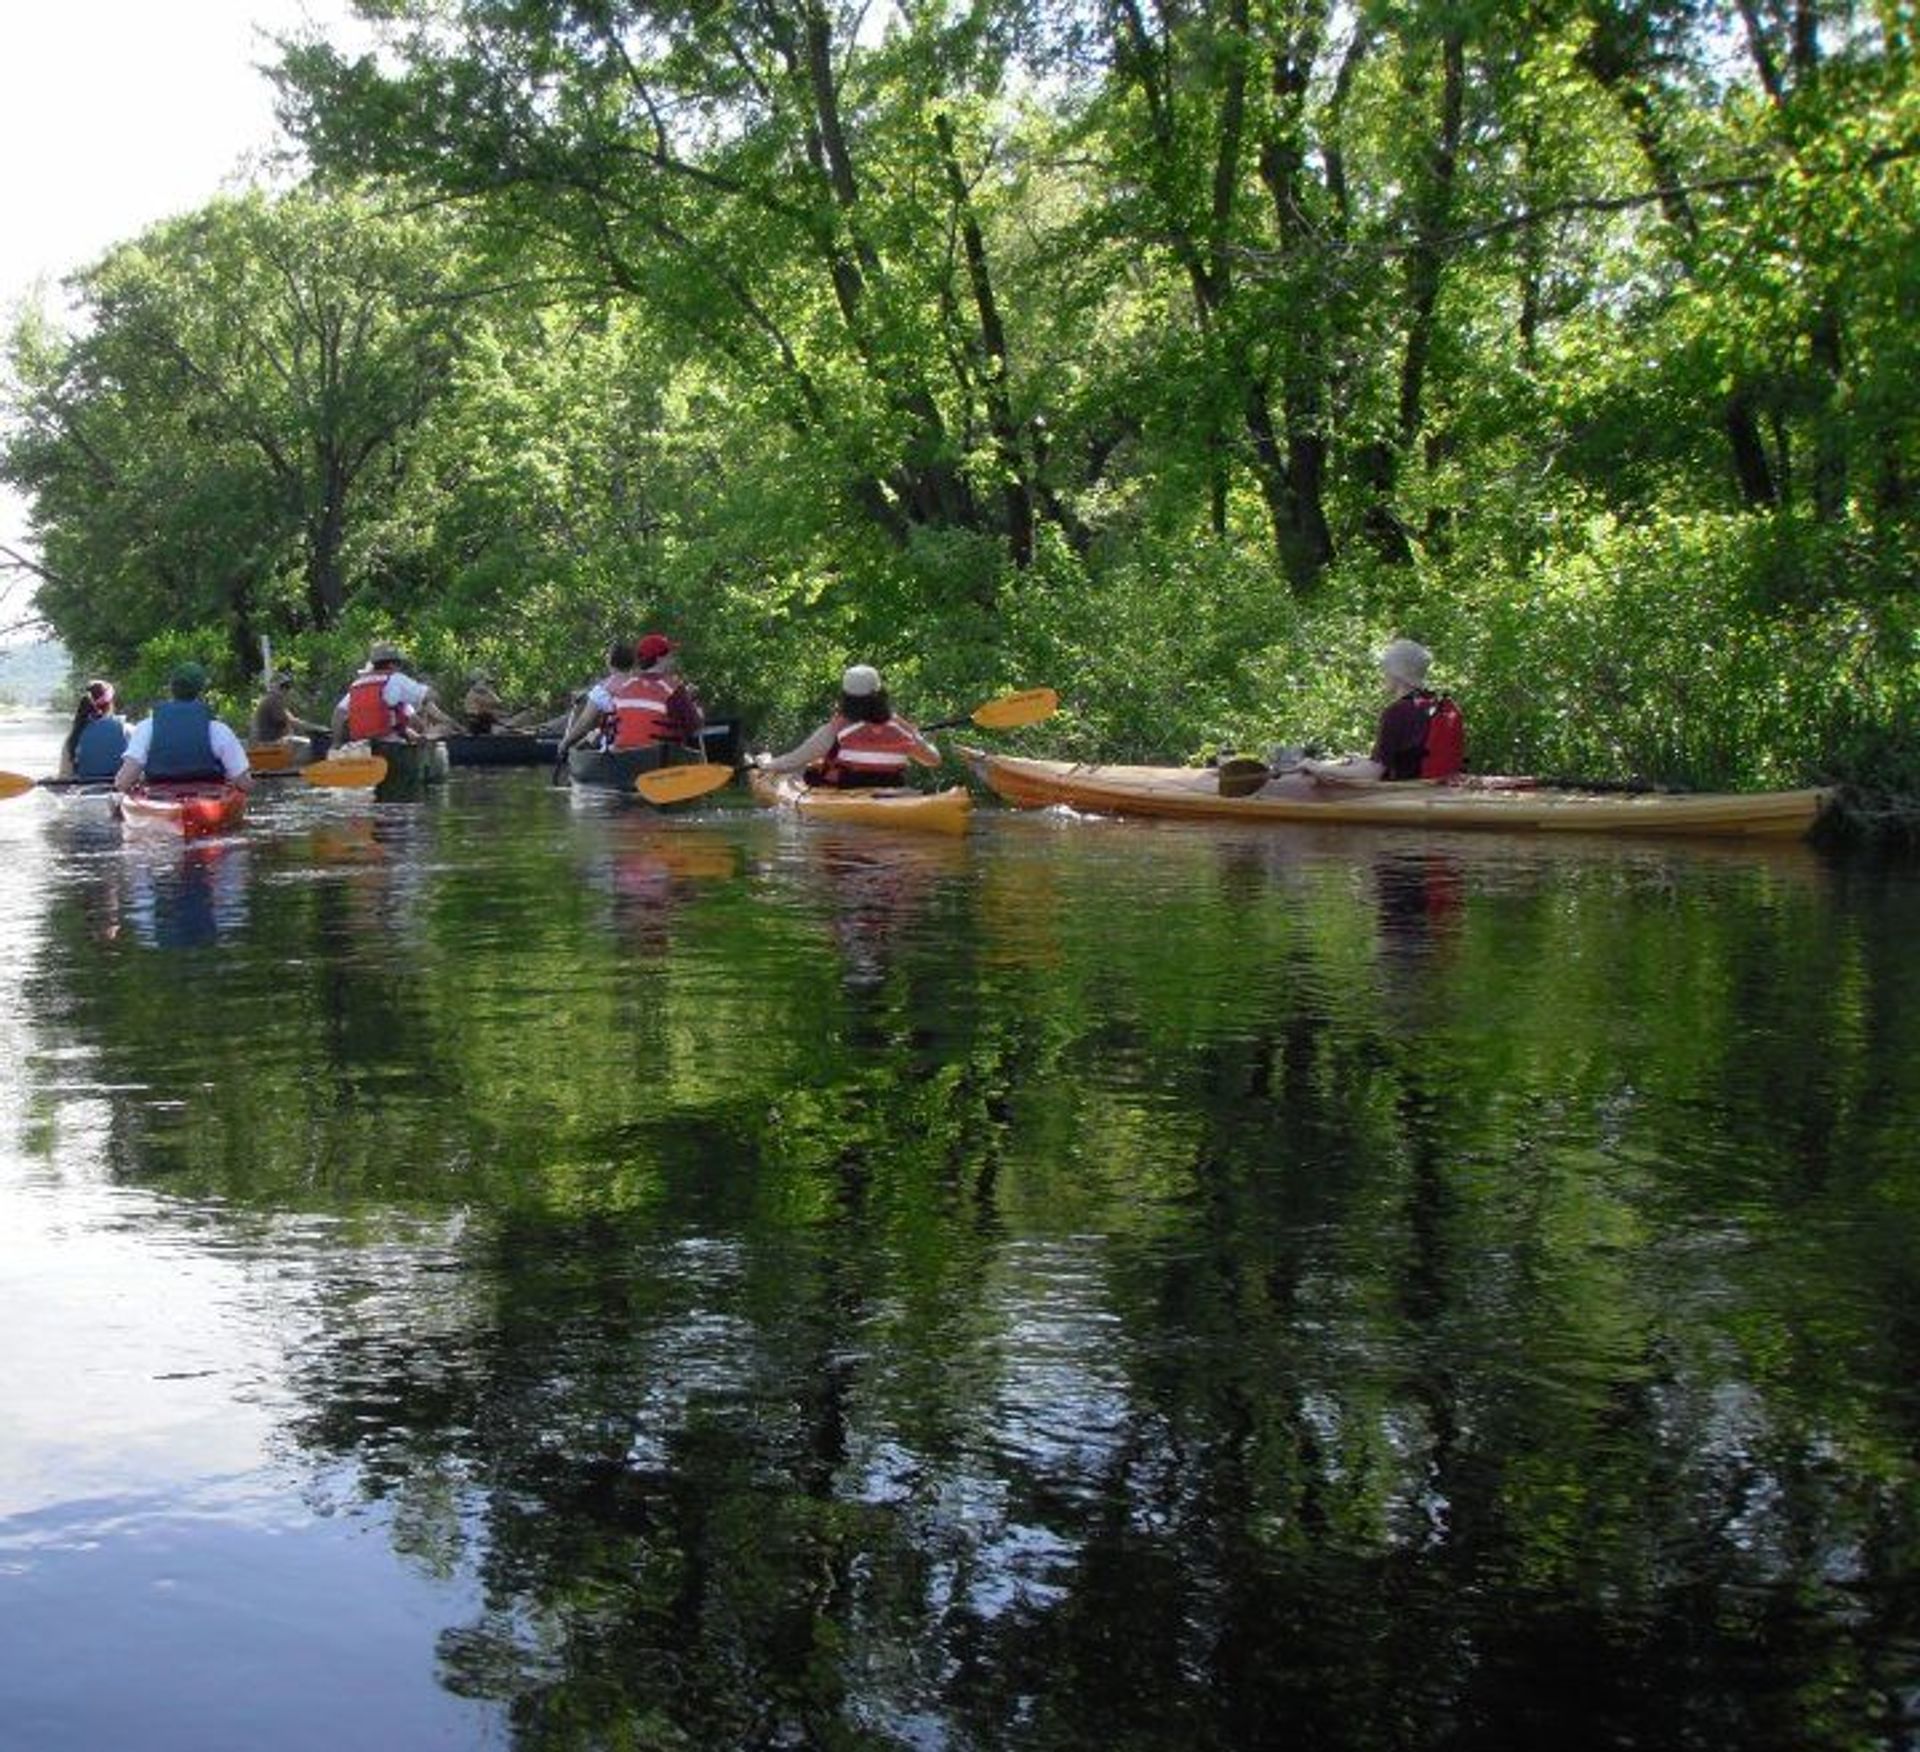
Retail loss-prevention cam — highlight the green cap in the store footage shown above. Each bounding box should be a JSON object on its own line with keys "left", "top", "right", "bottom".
{"left": 170, "top": 661, "right": 209, "bottom": 696}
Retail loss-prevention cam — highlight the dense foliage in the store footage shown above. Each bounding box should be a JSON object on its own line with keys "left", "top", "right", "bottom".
{"left": 4, "top": 0, "right": 1916, "bottom": 794}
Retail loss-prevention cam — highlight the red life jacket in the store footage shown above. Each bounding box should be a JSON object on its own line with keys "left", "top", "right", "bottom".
{"left": 601, "top": 673, "right": 679, "bottom": 749}
{"left": 1418, "top": 694, "right": 1466, "bottom": 780}
{"left": 346, "top": 671, "right": 405, "bottom": 741}
{"left": 821, "top": 714, "right": 922, "bottom": 783}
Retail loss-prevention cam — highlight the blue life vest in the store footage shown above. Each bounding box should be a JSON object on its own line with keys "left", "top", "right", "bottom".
{"left": 145, "top": 699, "right": 222, "bottom": 781}
{"left": 73, "top": 714, "right": 129, "bottom": 780}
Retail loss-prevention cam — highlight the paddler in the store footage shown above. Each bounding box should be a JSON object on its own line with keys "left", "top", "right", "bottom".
{"left": 558, "top": 634, "right": 704, "bottom": 759}
{"left": 330, "top": 641, "right": 462, "bottom": 746}
{"left": 251, "top": 670, "right": 330, "bottom": 746}
{"left": 1263, "top": 640, "right": 1465, "bottom": 792}
{"left": 753, "top": 664, "right": 940, "bottom": 788}
{"left": 58, "top": 679, "right": 129, "bottom": 781}
{"left": 114, "top": 662, "right": 252, "bottom": 792}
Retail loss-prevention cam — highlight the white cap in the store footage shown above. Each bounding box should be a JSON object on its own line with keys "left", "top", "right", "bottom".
{"left": 841, "top": 664, "right": 883, "bottom": 697}
{"left": 1378, "top": 638, "right": 1431, "bottom": 688}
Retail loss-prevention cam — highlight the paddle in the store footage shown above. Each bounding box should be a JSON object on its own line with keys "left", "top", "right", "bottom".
{"left": 0, "top": 771, "right": 38, "bottom": 801}
{"left": 635, "top": 762, "right": 734, "bottom": 806}
{"left": 921, "top": 687, "right": 1059, "bottom": 733}
{"left": 302, "top": 754, "right": 390, "bottom": 789}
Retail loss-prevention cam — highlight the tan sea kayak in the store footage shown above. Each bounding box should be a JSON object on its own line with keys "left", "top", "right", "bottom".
{"left": 748, "top": 768, "right": 973, "bottom": 836}
{"left": 961, "top": 749, "right": 1829, "bottom": 839}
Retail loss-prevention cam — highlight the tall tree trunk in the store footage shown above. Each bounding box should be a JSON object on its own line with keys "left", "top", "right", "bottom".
{"left": 933, "top": 110, "right": 1035, "bottom": 569}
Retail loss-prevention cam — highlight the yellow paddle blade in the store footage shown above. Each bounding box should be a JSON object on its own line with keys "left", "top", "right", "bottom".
{"left": 0, "top": 770, "right": 37, "bottom": 800}
{"left": 635, "top": 762, "right": 734, "bottom": 806}
{"left": 968, "top": 687, "right": 1058, "bottom": 730}
{"left": 302, "top": 755, "right": 390, "bottom": 789}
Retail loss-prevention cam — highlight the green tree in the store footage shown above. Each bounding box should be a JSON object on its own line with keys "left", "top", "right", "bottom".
{"left": 3, "top": 186, "right": 467, "bottom": 672}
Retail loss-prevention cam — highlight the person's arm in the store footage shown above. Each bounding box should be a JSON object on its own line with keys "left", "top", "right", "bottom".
{"left": 665, "top": 684, "right": 705, "bottom": 745}
{"left": 759, "top": 720, "right": 837, "bottom": 774}
{"left": 113, "top": 721, "right": 151, "bottom": 793}
{"left": 330, "top": 697, "right": 351, "bottom": 745}
{"left": 210, "top": 722, "right": 254, "bottom": 790}
{"left": 1299, "top": 754, "right": 1385, "bottom": 786}
{"left": 896, "top": 717, "right": 942, "bottom": 768}
{"left": 558, "top": 690, "right": 604, "bottom": 753}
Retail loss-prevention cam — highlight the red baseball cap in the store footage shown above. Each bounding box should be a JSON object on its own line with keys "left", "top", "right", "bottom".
{"left": 636, "top": 633, "right": 675, "bottom": 662}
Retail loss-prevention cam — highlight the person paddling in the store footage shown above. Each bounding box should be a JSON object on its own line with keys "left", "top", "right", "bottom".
{"left": 59, "top": 680, "right": 129, "bottom": 781}
{"left": 330, "top": 641, "right": 460, "bottom": 746}
{"left": 559, "top": 634, "right": 704, "bottom": 760}
{"left": 1280, "top": 640, "right": 1465, "bottom": 790}
{"left": 251, "top": 670, "right": 329, "bottom": 746}
{"left": 754, "top": 664, "right": 940, "bottom": 788}
{"left": 114, "top": 662, "right": 252, "bottom": 792}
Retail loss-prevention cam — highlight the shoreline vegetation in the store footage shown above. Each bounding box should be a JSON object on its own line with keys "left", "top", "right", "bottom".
{"left": 3, "top": 6, "right": 1915, "bottom": 840}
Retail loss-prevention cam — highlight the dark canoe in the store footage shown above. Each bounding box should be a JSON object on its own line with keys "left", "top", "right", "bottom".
{"left": 567, "top": 743, "right": 669, "bottom": 791}
{"left": 444, "top": 733, "right": 561, "bottom": 768}
{"left": 373, "top": 738, "right": 452, "bottom": 800}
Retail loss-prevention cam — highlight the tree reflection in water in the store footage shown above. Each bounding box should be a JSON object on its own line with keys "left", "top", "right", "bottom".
{"left": 17, "top": 783, "right": 1920, "bottom": 1751}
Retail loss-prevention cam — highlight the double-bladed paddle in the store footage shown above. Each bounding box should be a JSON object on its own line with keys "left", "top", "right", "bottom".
{"left": 921, "top": 686, "right": 1059, "bottom": 733}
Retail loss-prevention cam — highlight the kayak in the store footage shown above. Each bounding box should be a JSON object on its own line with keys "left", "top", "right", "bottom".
{"left": 962, "top": 750, "right": 1830, "bottom": 840}
{"left": 748, "top": 768, "right": 973, "bottom": 836}
{"left": 114, "top": 780, "right": 249, "bottom": 840}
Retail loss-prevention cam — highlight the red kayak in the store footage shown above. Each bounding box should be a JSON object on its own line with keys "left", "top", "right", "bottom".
{"left": 115, "top": 781, "right": 249, "bottom": 840}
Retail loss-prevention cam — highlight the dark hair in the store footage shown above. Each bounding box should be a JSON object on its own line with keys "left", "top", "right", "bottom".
{"left": 608, "top": 640, "right": 637, "bottom": 671}
{"left": 62, "top": 697, "right": 96, "bottom": 766}
{"left": 839, "top": 688, "right": 892, "bottom": 723}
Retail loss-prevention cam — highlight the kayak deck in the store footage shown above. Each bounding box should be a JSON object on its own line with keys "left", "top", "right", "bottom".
{"left": 962, "top": 750, "right": 1829, "bottom": 840}
{"left": 748, "top": 768, "right": 972, "bottom": 835}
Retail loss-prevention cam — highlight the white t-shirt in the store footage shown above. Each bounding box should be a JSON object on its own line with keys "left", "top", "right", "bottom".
{"left": 123, "top": 713, "right": 250, "bottom": 780}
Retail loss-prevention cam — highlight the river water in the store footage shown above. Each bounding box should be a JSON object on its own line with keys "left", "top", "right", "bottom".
{"left": 1, "top": 710, "right": 1916, "bottom": 1751}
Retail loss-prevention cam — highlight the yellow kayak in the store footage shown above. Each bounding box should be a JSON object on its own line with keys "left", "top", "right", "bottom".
{"left": 962, "top": 749, "right": 1829, "bottom": 840}
{"left": 748, "top": 768, "right": 972, "bottom": 836}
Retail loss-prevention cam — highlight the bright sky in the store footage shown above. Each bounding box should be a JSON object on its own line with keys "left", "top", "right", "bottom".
{"left": 0, "top": 0, "right": 367, "bottom": 622}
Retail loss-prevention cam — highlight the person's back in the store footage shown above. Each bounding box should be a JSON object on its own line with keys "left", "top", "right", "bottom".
{"left": 145, "top": 697, "right": 223, "bottom": 781}
{"left": 72, "top": 711, "right": 129, "bottom": 780}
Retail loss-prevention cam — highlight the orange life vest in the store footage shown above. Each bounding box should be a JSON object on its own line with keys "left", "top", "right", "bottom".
{"left": 824, "top": 714, "right": 922, "bottom": 781}
{"left": 602, "top": 673, "right": 679, "bottom": 749}
{"left": 346, "top": 671, "right": 405, "bottom": 741}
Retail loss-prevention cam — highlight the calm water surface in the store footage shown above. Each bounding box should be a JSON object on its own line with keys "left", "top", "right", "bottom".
{"left": 1, "top": 710, "right": 1916, "bottom": 1751}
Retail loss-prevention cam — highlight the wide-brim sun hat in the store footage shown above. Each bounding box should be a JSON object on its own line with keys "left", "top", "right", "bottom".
{"left": 841, "top": 664, "right": 882, "bottom": 697}
{"left": 1378, "top": 638, "right": 1431, "bottom": 689}
{"left": 368, "top": 640, "right": 405, "bottom": 666}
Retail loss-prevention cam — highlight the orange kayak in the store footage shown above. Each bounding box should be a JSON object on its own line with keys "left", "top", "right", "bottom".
{"left": 115, "top": 781, "right": 249, "bottom": 840}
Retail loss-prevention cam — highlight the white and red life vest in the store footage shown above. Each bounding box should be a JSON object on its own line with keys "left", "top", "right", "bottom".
{"left": 601, "top": 673, "right": 680, "bottom": 749}
{"left": 824, "top": 714, "right": 923, "bottom": 781}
